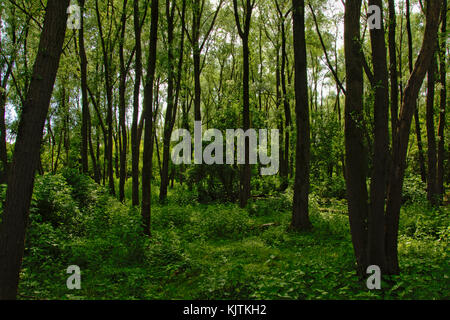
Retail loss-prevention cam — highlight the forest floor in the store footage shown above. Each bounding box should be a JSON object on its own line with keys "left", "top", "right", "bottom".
{"left": 1, "top": 171, "right": 447, "bottom": 300}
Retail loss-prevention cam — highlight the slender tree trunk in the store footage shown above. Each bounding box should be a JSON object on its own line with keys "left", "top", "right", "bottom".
{"left": 119, "top": 0, "right": 128, "bottom": 202}
{"left": 142, "top": 0, "right": 159, "bottom": 236}
{"left": 276, "top": 45, "right": 285, "bottom": 184}
{"left": 367, "top": 0, "right": 389, "bottom": 272}
{"left": 385, "top": 0, "right": 442, "bottom": 275}
{"left": 233, "top": 0, "right": 253, "bottom": 208}
{"left": 95, "top": 0, "right": 115, "bottom": 195}
{"left": 437, "top": 0, "right": 447, "bottom": 201}
{"left": 388, "top": 0, "right": 399, "bottom": 146}
{"left": 406, "top": 0, "right": 427, "bottom": 183}
{"left": 88, "top": 109, "right": 100, "bottom": 183}
{"left": 277, "top": 4, "right": 291, "bottom": 189}
{"left": 160, "top": 0, "right": 186, "bottom": 203}
{"left": 426, "top": 55, "right": 438, "bottom": 205}
{"left": 344, "top": 0, "right": 368, "bottom": 274}
{"left": 291, "top": 0, "right": 312, "bottom": 231}
{"left": 0, "top": 0, "right": 69, "bottom": 299}
{"left": 79, "top": 0, "right": 89, "bottom": 174}
{"left": 132, "top": 0, "right": 143, "bottom": 206}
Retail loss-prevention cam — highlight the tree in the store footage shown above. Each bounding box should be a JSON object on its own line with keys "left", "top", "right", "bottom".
{"left": 367, "top": 0, "right": 390, "bottom": 272}
{"left": 343, "top": 0, "right": 369, "bottom": 274}
{"left": 160, "top": 0, "right": 186, "bottom": 203}
{"left": 387, "top": 0, "right": 399, "bottom": 145}
{"left": 131, "top": 0, "right": 148, "bottom": 206}
{"left": 95, "top": 0, "right": 116, "bottom": 195}
{"left": 290, "top": 0, "right": 311, "bottom": 231}
{"left": 275, "top": 0, "right": 292, "bottom": 189}
{"left": 78, "top": 0, "right": 89, "bottom": 175}
{"left": 187, "top": 0, "right": 223, "bottom": 123}
{"left": 385, "top": 0, "right": 442, "bottom": 274}
{"left": 118, "top": 0, "right": 130, "bottom": 203}
{"left": 142, "top": 0, "right": 160, "bottom": 236}
{"left": 436, "top": 0, "right": 447, "bottom": 202}
{"left": 0, "top": 0, "right": 70, "bottom": 299}
{"left": 406, "top": 0, "right": 426, "bottom": 183}
{"left": 233, "top": 0, "right": 255, "bottom": 208}
{"left": 426, "top": 55, "right": 438, "bottom": 205}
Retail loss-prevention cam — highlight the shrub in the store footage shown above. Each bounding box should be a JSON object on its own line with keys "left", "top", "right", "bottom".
{"left": 191, "top": 205, "right": 254, "bottom": 240}
{"left": 152, "top": 205, "right": 192, "bottom": 230}
{"left": 402, "top": 175, "right": 427, "bottom": 204}
{"left": 30, "top": 173, "right": 80, "bottom": 228}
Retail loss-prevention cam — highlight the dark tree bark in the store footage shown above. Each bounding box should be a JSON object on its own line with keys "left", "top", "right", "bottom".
{"left": 343, "top": 0, "right": 369, "bottom": 274}
{"left": 233, "top": 0, "right": 254, "bottom": 208}
{"left": 276, "top": 44, "right": 285, "bottom": 184}
{"left": 388, "top": 0, "right": 399, "bottom": 146}
{"left": 0, "top": 0, "right": 69, "bottom": 299}
{"left": 367, "top": 0, "right": 390, "bottom": 272}
{"left": 385, "top": 0, "right": 442, "bottom": 275}
{"left": 291, "top": 0, "right": 312, "bottom": 231}
{"left": 160, "top": 0, "right": 186, "bottom": 203}
{"left": 87, "top": 108, "right": 100, "bottom": 183}
{"left": 119, "top": 0, "right": 129, "bottom": 202}
{"left": 275, "top": 0, "right": 292, "bottom": 188}
{"left": 131, "top": 0, "right": 145, "bottom": 206}
{"left": 406, "top": 0, "right": 427, "bottom": 183}
{"left": 142, "top": 0, "right": 159, "bottom": 236}
{"left": 188, "top": 0, "right": 222, "bottom": 122}
{"left": 437, "top": 0, "right": 447, "bottom": 201}
{"left": 79, "top": 0, "right": 89, "bottom": 174}
{"left": 95, "top": 0, "right": 115, "bottom": 195}
{"left": 426, "top": 55, "right": 438, "bottom": 206}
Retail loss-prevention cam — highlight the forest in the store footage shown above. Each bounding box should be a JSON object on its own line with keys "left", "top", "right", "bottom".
{"left": 0, "top": 0, "right": 448, "bottom": 300}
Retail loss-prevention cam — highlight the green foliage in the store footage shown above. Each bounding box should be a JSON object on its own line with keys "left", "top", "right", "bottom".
{"left": 190, "top": 204, "right": 254, "bottom": 240}
{"left": 186, "top": 164, "right": 240, "bottom": 203}
{"left": 402, "top": 175, "right": 427, "bottom": 204}
{"left": 30, "top": 173, "right": 80, "bottom": 228}
{"left": 15, "top": 171, "right": 449, "bottom": 300}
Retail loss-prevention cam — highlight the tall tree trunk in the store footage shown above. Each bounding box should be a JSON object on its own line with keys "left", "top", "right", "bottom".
{"left": 0, "top": 0, "right": 69, "bottom": 299}
{"left": 160, "top": 0, "right": 186, "bottom": 203}
{"left": 388, "top": 0, "right": 399, "bottom": 146}
{"left": 79, "top": 0, "right": 89, "bottom": 174}
{"left": 142, "top": 0, "right": 159, "bottom": 236}
{"left": 88, "top": 109, "right": 100, "bottom": 183}
{"left": 385, "top": 0, "right": 442, "bottom": 275}
{"left": 95, "top": 0, "right": 115, "bottom": 195}
{"left": 119, "top": 0, "right": 128, "bottom": 202}
{"left": 426, "top": 55, "right": 438, "bottom": 205}
{"left": 344, "top": 0, "right": 369, "bottom": 275}
{"left": 276, "top": 45, "right": 285, "bottom": 185}
{"left": 132, "top": 0, "right": 143, "bottom": 206}
{"left": 291, "top": 0, "right": 312, "bottom": 231}
{"left": 368, "top": 0, "right": 389, "bottom": 272}
{"left": 437, "top": 0, "right": 447, "bottom": 202}
{"left": 276, "top": 1, "right": 292, "bottom": 189}
{"left": 406, "top": 0, "right": 427, "bottom": 183}
{"left": 233, "top": 0, "right": 254, "bottom": 209}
